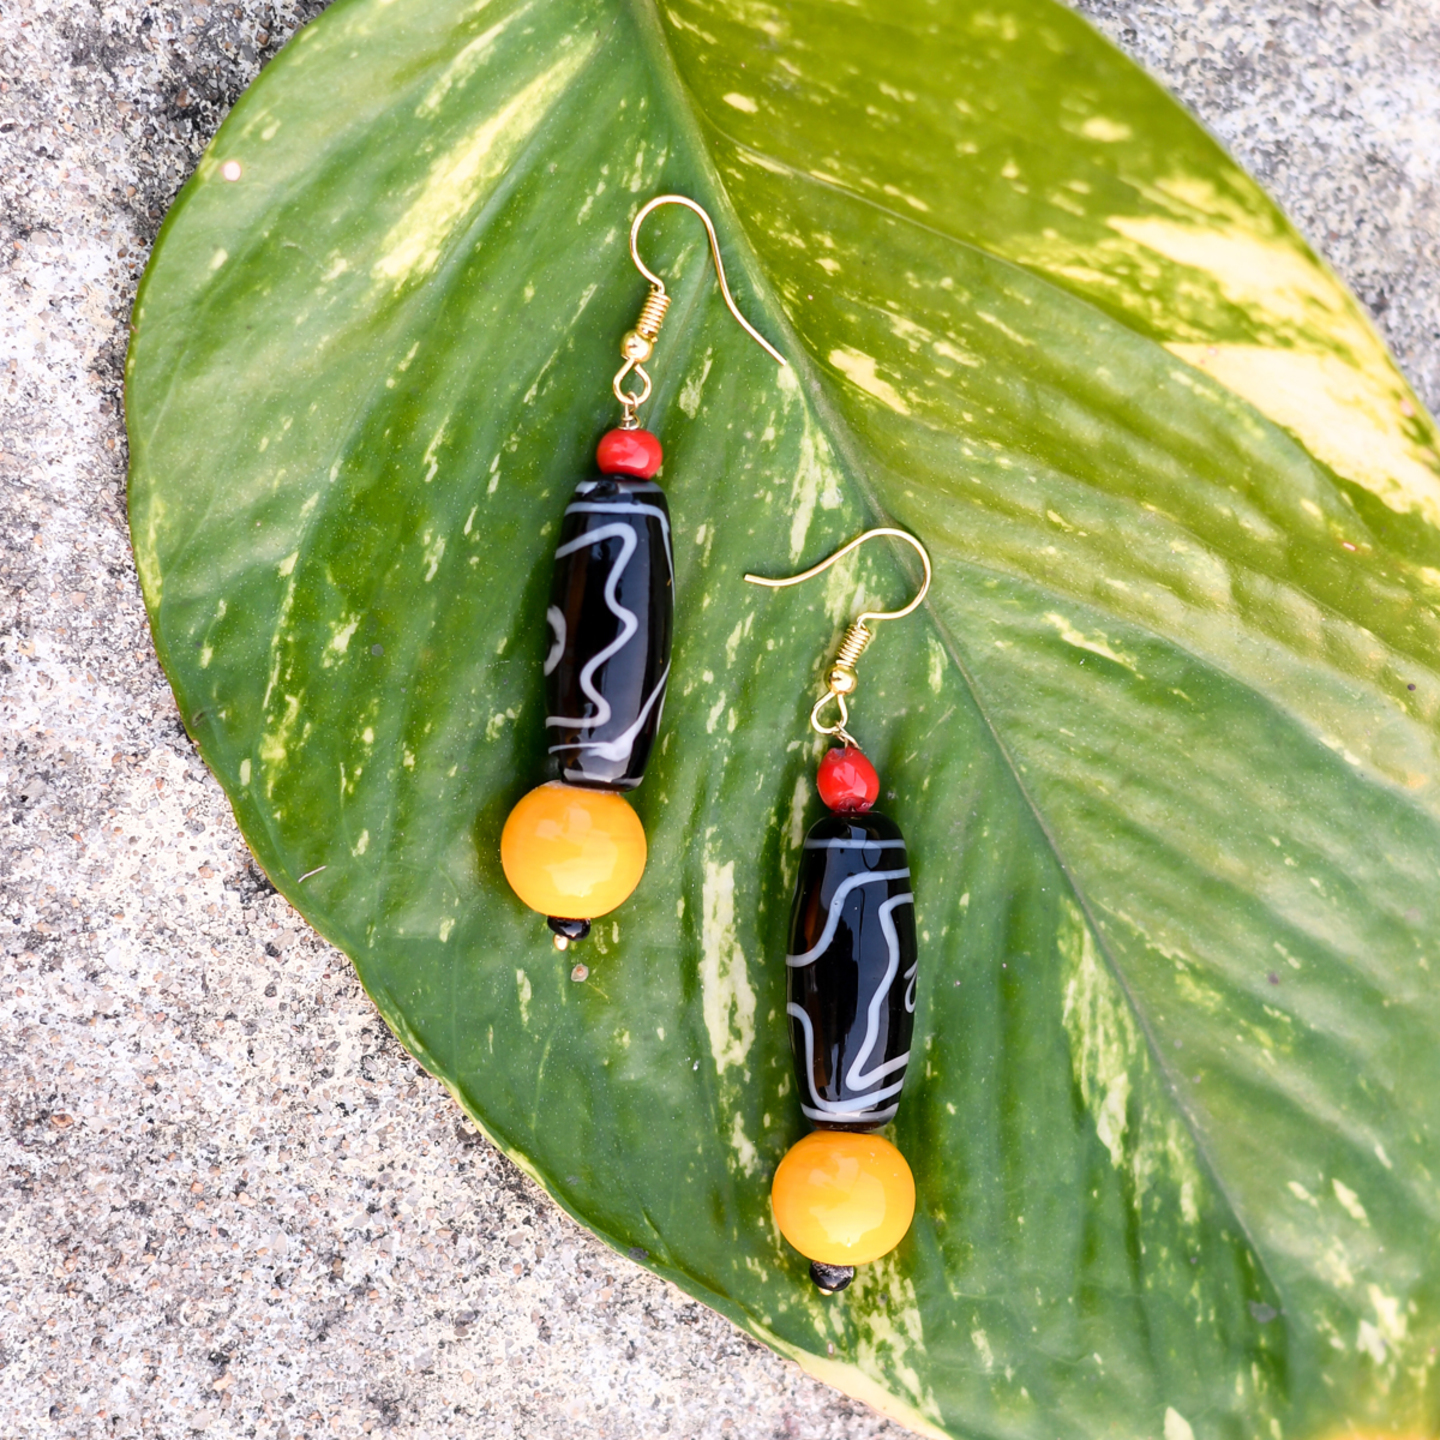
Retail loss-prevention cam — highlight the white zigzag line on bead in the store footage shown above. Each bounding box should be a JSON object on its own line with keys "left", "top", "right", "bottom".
{"left": 845, "top": 891, "right": 915, "bottom": 1093}
{"left": 544, "top": 523, "right": 638, "bottom": 732}
{"left": 543, "top": 606, "right": 565, "bottom": 676}
{"left": 550, "top": 661, "right": 671, "bottom": 764}
{"left": 565, "top": 500, "right": 673, "bottom": 577}
{"left": 787, "top": 1003, "right": 909, "bottom": 1119}
{"left": 785, "top": 868, "right": 910, "bottom": 967}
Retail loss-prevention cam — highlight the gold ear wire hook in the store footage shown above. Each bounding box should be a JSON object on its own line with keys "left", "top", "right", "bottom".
{"left": 613, "top": 194, "right": 786, "bottom": 426}
{"left": 744, "top": 528, "right": 932, "bottom": 621}
{"left": 744, "top": 528, "right": 932, "bottom": 745}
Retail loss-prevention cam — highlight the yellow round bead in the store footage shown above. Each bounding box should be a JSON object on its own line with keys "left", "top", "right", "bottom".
{"left": 771, "top": 1130, "right": 915, "bottom": 1266}
{"left": 500, "top": 782, "right": 647, "bottom": 920}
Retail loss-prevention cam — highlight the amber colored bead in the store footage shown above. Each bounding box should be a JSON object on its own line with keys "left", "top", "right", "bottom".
{"left": 770, "top": 1130, "right": 915, "bottom": 1265}
{"left": 500, "top": 783, "right": 647, "bottom": 920}
{"left": 816, "top": 745, "right": 879, "bottom": 812}
{"left": 596, "top": 428, "right": 663, "bottom": 478}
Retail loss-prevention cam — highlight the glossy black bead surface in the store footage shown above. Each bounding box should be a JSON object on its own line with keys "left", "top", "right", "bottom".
{"left": 809, "top": 1261, "right": 855, "bottom": 1294}
{"left": 786, "top": 811, "right": 917, "bottom": 1131}
{"left": 546, "top": 916, "right": 591, "bottom": 944}
{"left": 543, "top": 476, "right": 673, "bottom": 791}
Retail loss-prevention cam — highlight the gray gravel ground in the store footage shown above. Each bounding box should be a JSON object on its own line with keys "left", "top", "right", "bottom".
{"left": 0, "top": 1, "right": 1436, "bottom": 1438}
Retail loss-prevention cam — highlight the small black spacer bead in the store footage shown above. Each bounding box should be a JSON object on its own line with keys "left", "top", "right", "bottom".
{"left": 547, "top": 917, "right": 591, "bottom": 945}
{"left": 809, "top": 1261, "right": 855, "bottom": 1295}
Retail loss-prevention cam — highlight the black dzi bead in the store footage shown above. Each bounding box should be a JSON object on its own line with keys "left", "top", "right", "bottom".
{"left": 786, "top": 811, "right": 917, "bottom": 1131}
{"left": 544, "top": 476, "right": 673, "bottom": 791}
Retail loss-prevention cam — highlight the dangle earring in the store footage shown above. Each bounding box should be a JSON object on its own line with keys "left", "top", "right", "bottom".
{"left": 501, "top": 195, "right": 786, "bottom": 949}
{"left": 745, "top": 529, "right": 932, "bottom": 1293}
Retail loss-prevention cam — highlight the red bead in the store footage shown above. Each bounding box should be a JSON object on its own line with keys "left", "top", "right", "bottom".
{"left": 817, "top": 746, "right": 879, "bottom": 813}
{"left": 596, "top": 428, "right": 663, "bottom": 478}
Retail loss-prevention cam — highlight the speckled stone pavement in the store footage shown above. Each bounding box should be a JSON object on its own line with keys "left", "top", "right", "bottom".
{"left": 1, "top": 2, "right": 1436, "bottom": 1437}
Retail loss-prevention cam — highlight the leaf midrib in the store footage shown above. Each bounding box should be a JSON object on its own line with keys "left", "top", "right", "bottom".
{"left": 628, "top": 0, "right": 1296, "bottom": 1331}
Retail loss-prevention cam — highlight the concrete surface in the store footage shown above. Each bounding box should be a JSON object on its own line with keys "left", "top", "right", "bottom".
{"left": 0, "top": 1, "right": 1435, "bottom": 1437}
{"left": 1073, "top": 0, "right": 1439, "bottom": 412}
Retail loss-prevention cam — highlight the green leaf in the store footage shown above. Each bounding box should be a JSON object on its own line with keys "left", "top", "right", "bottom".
{"left": 126, "top": 0, "right": 1440, "bottom": 1432}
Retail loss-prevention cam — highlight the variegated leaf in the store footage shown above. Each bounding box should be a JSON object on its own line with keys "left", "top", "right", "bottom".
{"left": 127, "top": 0, "right": 1440, "bottom": 1433}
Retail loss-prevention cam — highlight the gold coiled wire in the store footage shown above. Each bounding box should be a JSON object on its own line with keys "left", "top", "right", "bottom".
{"left": 833, "top": 622, "right": 873, "bottom": 671}
{"left": 634, "top": 287, "right": 670, "bottom": 342}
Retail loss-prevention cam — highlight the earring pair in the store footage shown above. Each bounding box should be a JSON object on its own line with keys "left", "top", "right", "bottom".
{"left": 495, "top": 193, "right": 931, "bottom": 1291}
